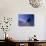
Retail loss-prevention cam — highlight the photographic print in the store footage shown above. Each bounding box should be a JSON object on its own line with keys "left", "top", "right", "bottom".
{"left": 18, "top": 14, "right": 34, "bottom": 26}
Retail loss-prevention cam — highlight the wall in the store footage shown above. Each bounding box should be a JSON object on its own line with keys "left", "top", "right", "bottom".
{"left": 0, "top": 0, "right": 46, "bottom": 40}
